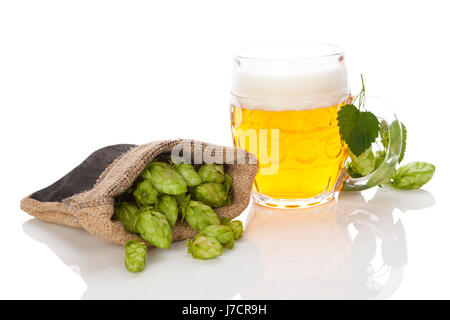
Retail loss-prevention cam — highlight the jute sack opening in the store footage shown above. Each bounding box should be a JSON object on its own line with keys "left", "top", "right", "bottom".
{"left": 20, "top": 140, "right": 258, "bottom": 245}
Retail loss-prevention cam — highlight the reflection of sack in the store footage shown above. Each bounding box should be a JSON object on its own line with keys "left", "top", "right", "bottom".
{"left": 21, "top": 140, "right": 258, "bottom": 245}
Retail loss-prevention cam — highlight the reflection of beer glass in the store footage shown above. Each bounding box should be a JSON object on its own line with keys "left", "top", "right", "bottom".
{"left": 230, "top": 43, "right": 401, "bottom": 208}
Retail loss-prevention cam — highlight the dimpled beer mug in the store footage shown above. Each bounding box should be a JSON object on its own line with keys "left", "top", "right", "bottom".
{"left": 231, "top": 43, "right": 401, "bottom": 208}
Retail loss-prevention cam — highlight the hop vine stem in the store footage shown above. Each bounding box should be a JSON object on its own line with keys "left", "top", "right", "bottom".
{"left": 358, "top": 74, "right": 366, "bottom": 110}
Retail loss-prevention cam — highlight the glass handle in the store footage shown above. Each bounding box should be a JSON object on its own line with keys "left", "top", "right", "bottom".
{"left": 342, "top": 97, "right": 403, "bottom": 191}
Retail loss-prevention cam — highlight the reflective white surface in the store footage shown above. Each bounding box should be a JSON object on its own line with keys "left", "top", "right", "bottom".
{"left": 20, "top": 188, "right": 436, "bottom": 299}
{"left": 1, "top": 0, "right": 450, "bottom": 300}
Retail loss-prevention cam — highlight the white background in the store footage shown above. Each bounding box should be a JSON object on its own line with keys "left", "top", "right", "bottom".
{"left": 0, "top": 0, "right": 449, "bottom": 299}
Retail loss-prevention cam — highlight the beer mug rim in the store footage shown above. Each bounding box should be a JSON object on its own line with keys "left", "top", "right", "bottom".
{"left": 234, "top": 42, "right": 344, "bottom": 62}
{"left": 230, "top": 90, "right": 350, "bottom": 108}
{"left": 232, "top": 42, "right": 348, "bottom": 108}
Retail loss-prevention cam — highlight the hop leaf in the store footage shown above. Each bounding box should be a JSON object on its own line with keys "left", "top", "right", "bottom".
{"left": 338, "top": 104, "right": 379, "bottom": 156}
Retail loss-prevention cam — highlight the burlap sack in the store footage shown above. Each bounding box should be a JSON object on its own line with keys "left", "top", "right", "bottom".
{"left": 21, "top": 140, "right": 258, "bottom": 245}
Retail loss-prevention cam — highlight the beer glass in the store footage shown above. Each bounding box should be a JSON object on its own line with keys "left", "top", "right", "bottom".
{"left": 231, "top": 43, "right": 401, "bottom": 208}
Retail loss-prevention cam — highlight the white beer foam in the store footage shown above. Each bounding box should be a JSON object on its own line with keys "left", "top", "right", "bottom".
{"left": 232, "top": 64, "right": 348, "bottom": 111}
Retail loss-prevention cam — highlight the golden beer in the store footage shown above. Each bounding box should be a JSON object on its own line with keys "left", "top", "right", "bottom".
{"left": 231, "top": 43, "right": 350, "bottom": 207}
{"left": 232, "top": 104, "right": 347, "bottom": 202}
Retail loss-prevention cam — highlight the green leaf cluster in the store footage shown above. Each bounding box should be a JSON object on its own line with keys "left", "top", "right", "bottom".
{"left": 114, "top": 159, "right": 236, "bottom": 272}
{"left": 186, "top": 218, "right": 244, "bottom": 260}
{"left": 339, "top": 75, "right": 435, "bottom": 191}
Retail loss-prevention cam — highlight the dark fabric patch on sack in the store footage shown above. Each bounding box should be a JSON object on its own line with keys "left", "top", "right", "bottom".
{"left": 31, "top": 144, "right": 136, "bottom": 202}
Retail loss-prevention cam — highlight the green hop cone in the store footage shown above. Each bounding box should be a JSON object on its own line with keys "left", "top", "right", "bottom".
{"left": 124, "top": 239, "right": 147, "bottom": 273}
{"left": 380, "top": 120, "right": 389, "bottom": 150}
{"left": 223, "top": 173, "right": 233, "bottom": 206}
{"left": 346, "top": 162, "right": 363, "bottom": 178}
{"left": 155, "top": 195, "right": 179, "bottom": 228}
{"left": 133, "top": 179, "right": 158, "bottom": 206}
{"left": 141, "top": 167, "right": 152, "bottom": 180}
{"left": 398, "top": 122, "right": 407, "bottom": 163}
{"left": 175, "top": 163, "right": 202, "bottom": 187}
{"left": 194, "top": 182, "right": 228, "bottom": 208}
{"left": 135, "top": 207, "right": 172, "bottom": 249}
{"left": 348, "top": 147, "right": 375, "bottom": 176}
{"left": 374, "top": 150, "right": 386, "bottom": 170}
{"left": 148, "top": 161, "right": 187, "bottom": 195}
{"left": 373, "top": 150, "right": 393, "bottom": 186}
{"left": 198, "top": 164, "right": 225, "bottom": 183}
{"left": 186, "top": 235, "right": 223, "bottom": 260}
{"left": 380, "top": 120, "right": 407, "bottom": 164}
{"left": 198, "top": 225, "right": 234, "bottom": 249}
{"left": 114, "top": 201, "right": 139, "bottom": 233}
{"left": 390, "top": 161, "right": 435, "bottom": 190}
{"left": 224, "top": 173, "right": 232, "bottom": 193}
{"left": 115, "top": 187, "right": 134, "bottom": 204}
{"left": 183, "top": 200, "right": 220, "bottom": 232}
{"left": 221, "top": 218, "right": 244, "bottom": 240}
{"left": 179, "top": 194, "right": 191, "bottom": 221}
{"left": 175, "top": 192, "right": 187, "bottom": 205}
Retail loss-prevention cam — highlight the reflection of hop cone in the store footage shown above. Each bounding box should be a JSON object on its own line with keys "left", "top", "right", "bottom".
{"left": 20, "top": 140, "right": 258, "bottom": 245}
